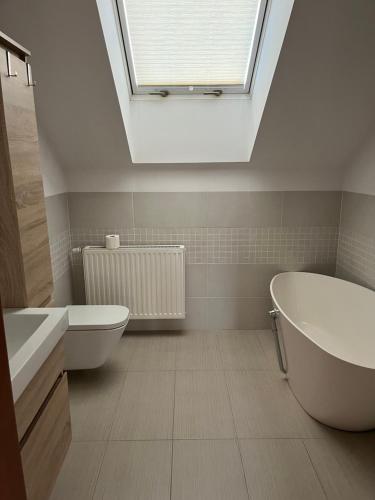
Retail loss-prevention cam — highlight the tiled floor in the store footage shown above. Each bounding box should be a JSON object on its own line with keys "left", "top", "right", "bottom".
{"left": 51, "top": 330, "right": 375, "bottom": 500}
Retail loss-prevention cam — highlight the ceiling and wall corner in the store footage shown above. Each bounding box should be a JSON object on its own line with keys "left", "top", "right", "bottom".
{"left": 0, "top": 0, "right": 374, "bottom": 192}
{"left": 342, "top": 125, "right": 375, "bottom": 196}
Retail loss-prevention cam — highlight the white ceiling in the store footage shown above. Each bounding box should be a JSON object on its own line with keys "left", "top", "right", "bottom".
{"left": 0, "top": 0, "right": 375, "bottom": 173}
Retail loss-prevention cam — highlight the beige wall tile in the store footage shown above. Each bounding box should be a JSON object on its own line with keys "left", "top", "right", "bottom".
{"left": 134, "top": 192, "right": 207, "bottom": 227}
{"left": 340, "top": 191, "right": 375, "bottom": 237}
{"left": 69, "top": 192, "right": 133, "bottom": 228}
{"left": 207, "top": 263, "right": 280, "bottom": 298}
{"left": 206, "top": 297, "right": 271, "bottom": 330}
{"left": 283, "top": 191, "right": 341, "bottom": 226}
{"left": 207, "top": 191, "right": 283, "bottom": 227}
{"left": 186, "top": 264, "right": 207, "bottom": 297}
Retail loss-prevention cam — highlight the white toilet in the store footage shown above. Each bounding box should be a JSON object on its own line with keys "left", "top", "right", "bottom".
{"left": 64, "top": 305, "right": 130, "bottom": 370}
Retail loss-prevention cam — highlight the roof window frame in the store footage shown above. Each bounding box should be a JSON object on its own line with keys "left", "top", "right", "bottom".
{"left": 115, "top": 0, "right": 269, "bottom": 97}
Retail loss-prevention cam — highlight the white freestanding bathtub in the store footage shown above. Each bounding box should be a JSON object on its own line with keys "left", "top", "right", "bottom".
{"left": 270, "top": 272, "right": 375, "bottom": 431}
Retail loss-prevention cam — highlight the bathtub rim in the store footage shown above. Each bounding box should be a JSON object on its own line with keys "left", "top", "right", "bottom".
{"left": 270, "top": 272, "right": 375, "bottom": 371}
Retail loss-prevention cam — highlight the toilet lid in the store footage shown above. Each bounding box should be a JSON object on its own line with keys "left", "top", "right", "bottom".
{"left": 67, "top": 305, "right": 130, "bottom": 331}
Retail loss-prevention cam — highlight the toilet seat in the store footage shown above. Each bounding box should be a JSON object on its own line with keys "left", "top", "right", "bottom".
{"left": 67, "top": 305, "right": 130, "bottom": 331}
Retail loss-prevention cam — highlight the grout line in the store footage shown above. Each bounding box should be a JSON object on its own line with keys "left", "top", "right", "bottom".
{"left": 105, "top": 370, "right": 128, "bottom": 440}
{"left": 170, "top": 369, "right": 177, "bottom": 500}
{"left": 301, "top": 440, "right": 329, "bottom": 499}
{"left": 90, "top": 440, "right": 110, "bottom": 499}
{"left": 96, "top": 367, "right": 278, "bottom": 373}
{"left": 219, "top": 343, "right": 251, "bottom": 500}
{"left": 71, "top": 435, "right": 329, "bottom": 443}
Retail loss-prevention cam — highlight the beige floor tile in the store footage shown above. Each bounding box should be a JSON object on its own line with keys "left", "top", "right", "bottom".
{"left": 218, "top": 333, "right": 270, "bottom": 369}
{"left": 68, "top": 370, "right": 126, "bottom": 441}
{"left": 172, "top": 439, "right": 248, "bottom": 500}
{"left": 175, "top": 331, "right": 222, "bottom": 370}
{"left": 304, "top": 434, "right": 375, "bottom": 500}
{"left": 174, "top": 370, "right": 235, "bottom": 439}
{"left": 110, "top": 371, "right": 175, "bottom": 440}
{"left": 239, "top": 439, "right": 325, "bottom": 499}
{"left": 215, "top": 329, "right": 262, "bottom": 335}
{"left": 94, "top": 441, "right": 171, "bottom": 500}
{"left": 256, "top": 330, "right": 279, "bottom": 370}
{"left": 50, "top": 441, "right": 106, "bottom": 500}
{"left": 226, "top": 370, "right": 327, "bottom": 438}
{"left": 126, "top": 334, "right": 176, "bottom": 371}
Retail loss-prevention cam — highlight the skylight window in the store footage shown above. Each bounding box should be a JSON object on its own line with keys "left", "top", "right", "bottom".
{"left": 116, "top": 0, "right": 268, "bottom": 96}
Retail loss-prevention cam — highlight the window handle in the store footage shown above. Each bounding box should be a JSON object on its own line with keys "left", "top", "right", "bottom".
{"left": 149, "top": 90, "right": 169, "bottom": 97}
{"left": 6, "top": 51, "right": 18, "bottom": 77}
{"left": 203, "top": 90, "right": 222, "bottom": 97}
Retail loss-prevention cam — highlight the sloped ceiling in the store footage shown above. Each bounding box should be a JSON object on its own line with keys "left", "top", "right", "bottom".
{"left": 0, "top": 0, "right": 375, "bottom": 172}
{"left": 251, "top": 0, "right": 375, "bottom": 171}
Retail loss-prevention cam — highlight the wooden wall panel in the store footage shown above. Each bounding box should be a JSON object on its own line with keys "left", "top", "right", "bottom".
{"left": 0, "top": 48, "right": 53, "bottom": 307}
{"left": 0, "top": 52, "right": 27, "bottom": 307}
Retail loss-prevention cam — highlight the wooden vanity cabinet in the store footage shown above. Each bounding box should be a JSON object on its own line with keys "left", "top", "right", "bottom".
{"left": 0, "top": 36, "right": 53, "bottom": 308}
{"left": 15, "top": 340, "right": 72, "bottom": 500}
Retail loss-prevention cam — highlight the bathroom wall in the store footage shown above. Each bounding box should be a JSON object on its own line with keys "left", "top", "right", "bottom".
{"left": 336, "top": 129, "right": 375, "bottom": 290}
{"left": 1, "top": 0, "right": 373, "bottom": 321}
{"left": 38, "top": 129, "right": 73, "bottom": 306}
{"left": 44, "top": 194, "right": 73, "bottom": 306}
{"left": 69, "top": 191, "right": 340, "bottom": 330}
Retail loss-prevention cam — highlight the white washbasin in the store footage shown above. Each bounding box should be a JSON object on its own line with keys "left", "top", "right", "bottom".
{"left": 4, "top": 308, "right": 69, "bottom": 402}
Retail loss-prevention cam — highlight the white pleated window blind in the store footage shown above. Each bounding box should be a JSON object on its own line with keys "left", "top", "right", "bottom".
{"left": 117, "top": 0, "right": 268, "bottom": 95}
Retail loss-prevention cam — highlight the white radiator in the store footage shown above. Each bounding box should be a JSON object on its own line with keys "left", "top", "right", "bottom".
{"left": 82, "top": 245, "right": 185, "bottom": 319}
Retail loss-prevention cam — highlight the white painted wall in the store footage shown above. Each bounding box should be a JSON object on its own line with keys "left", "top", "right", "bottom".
{"left": 66, "top": 164, "right": 344, "bottom": 192}
{"left": 97, "top": 0, "right": 295, "bottom": 164}
{"left": 38, "top": 130, "right": 68, "bottom": 197}
{"left": 342, "top": 127, "right": 375, "bottom": 196}
{"left": 1, "top": 0, "right": 375, "bottom": 194}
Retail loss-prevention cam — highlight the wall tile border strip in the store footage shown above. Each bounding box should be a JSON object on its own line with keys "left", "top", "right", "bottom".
{"left": 336, "top": 228, "right": 375, "bottom": 290}
{"left": 70, "top": 226, "right": 338, "bottom": 265}
{"left": 49, "top": 230, "right": 71, "bottom": 281}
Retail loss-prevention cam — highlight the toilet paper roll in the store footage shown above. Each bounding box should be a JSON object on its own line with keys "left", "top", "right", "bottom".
{"left": 105, "top": 234, "right": 120, "bottom": 250}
